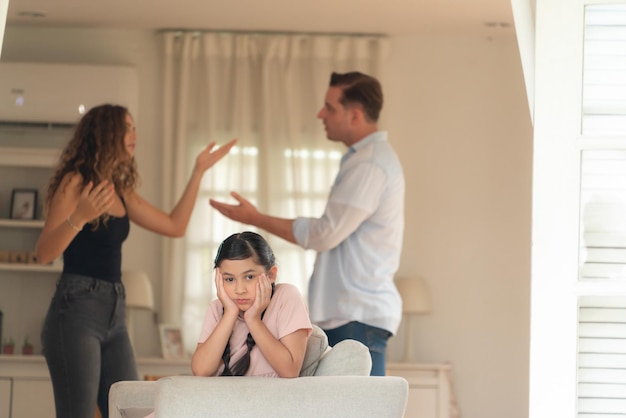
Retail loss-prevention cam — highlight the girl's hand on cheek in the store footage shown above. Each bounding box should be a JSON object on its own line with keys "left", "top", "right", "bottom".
{"left": 215, "top": 268, "right": 238, "bottom": 318}
{"left": 245, "top": 274, "right": 272, "bottom": 322}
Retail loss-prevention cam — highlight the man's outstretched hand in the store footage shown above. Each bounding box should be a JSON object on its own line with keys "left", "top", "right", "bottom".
{"left": 209, "top": 192, "right": 258, "bottom": 226}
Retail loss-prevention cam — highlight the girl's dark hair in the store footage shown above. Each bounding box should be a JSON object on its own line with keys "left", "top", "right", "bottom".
{"left": 215, "top": 231, "right": 276, "bottom": 376}
{"left": 214, "top": 231, "right": 276, "bottom": 270}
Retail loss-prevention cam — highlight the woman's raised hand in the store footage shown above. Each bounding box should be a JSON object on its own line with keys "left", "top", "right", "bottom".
{"left": 193, "top": 139, "right": 237, "bottom": 176}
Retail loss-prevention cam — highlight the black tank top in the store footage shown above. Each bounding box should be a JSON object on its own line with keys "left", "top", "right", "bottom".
{"left": 63, "top": 199, "right": 130, "bottom": 283}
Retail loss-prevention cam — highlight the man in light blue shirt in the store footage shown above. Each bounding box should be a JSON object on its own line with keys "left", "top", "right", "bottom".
{"left": 210, "top": 72, "right": 405, "bottom": 375}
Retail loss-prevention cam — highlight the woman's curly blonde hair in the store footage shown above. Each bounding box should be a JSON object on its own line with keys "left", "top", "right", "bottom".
{"left": 45, "top": 104, "right": 140, "bottom": 228}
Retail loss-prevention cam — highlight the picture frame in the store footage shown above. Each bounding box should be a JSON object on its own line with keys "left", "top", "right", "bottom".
{"left": 10, "top": 189, "right": 38, "bottom": 220}
{"left": 159, "top": 324, "right": 187, "bottom": 360}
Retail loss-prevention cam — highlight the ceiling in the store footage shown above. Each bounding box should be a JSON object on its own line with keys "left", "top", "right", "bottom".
{"left": 6, "top": 0, "right": 517, "bottom": 37}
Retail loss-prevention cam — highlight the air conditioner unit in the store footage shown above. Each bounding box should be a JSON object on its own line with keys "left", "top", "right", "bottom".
{"left": 0, "top": 62, "right": 138, "bottom": 126}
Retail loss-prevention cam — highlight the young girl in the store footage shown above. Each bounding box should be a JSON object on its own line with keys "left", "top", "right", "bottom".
{"left": 191, "top": 231, "right": 312, "bottom": 377}
{"left": 142, "top": 232, "right": 311, "bottom": 418}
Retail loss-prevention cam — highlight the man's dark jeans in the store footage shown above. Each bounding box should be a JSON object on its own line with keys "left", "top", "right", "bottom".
{"left": 324, "top": 321, "right": 392, "bottom": 376}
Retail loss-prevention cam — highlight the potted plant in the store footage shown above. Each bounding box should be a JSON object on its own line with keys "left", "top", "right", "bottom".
{"left": 22, "top": 336, "right": 34, "bottom": 355}
{"left": 2, "top": 337, "right": 15, "bottom": 354}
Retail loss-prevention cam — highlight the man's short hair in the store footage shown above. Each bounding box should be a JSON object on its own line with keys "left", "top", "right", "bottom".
{"left": 329, "top": 72, "right": 383, "bottom": 122}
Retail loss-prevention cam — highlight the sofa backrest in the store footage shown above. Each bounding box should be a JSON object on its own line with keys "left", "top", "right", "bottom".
{"left": 155, "top": 375, "right": 408, "bottom": 418}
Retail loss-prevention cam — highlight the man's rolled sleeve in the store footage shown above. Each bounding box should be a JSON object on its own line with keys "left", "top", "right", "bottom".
{"left": 292, "top": 203, "right": 370, "bottom": 252}
{"left": 292, "top": 217, "right": 313, "bottom": 248}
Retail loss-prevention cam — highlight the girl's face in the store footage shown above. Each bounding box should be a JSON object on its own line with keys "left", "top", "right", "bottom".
{"left": 219, "top": 257, "right": 277, "bottom": 312}
{"left": 124, "top": 113, "right": 137, "bottom": 157}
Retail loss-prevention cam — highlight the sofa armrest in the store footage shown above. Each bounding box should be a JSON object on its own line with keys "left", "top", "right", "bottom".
{"left": 109, "top": 380, "right": 157, "bottom": 418}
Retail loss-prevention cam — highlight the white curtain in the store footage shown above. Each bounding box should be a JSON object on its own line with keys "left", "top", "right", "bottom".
{"left": 159, "top": 31, "right": 387, "bottom": 350}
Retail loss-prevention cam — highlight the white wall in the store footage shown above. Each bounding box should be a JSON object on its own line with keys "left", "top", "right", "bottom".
{"left": 385, "top": 35, "right": 532, "bottom": 418}
{"left": 1, "top": 26, "right": 532, "bottom": 418}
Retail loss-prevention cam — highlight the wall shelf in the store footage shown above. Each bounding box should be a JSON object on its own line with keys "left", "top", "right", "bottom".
{"left": 0, "top": 263, "right": 61, "bottom": 273}
{"left": 0, "top": 219, "right": 45, "bottom": 228}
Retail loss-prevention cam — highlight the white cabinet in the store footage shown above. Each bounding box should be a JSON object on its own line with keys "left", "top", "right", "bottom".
{"left": 12, "top": 378, "right": 55, "bottom": 418}
{"left": 0, "top": 355, "right": 190, "bottom": 418}
{"left": 0, "top": 378, "right": 10, "bottom": 418}
{"left": 386, "top": 363, "right": 459, "bottom": 418}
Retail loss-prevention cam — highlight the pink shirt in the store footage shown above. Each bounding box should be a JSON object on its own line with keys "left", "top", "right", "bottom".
{"left": 198, "top": 283, "right": 312, "bottom": 377}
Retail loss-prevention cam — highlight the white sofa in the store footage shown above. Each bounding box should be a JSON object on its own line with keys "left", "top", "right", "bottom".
{"left": 109, "top": 326, "right": 408, "bottom": 418}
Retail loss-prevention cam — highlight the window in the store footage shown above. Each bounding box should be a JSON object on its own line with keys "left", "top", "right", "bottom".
{"left": 576, "top": 5, "right": 626, "bottom": 416}
{"left": 159, "top": 31, "right": 385, "bottom": 350}
{"left": 530, "top": 2, "right": 626, "bottom": 417}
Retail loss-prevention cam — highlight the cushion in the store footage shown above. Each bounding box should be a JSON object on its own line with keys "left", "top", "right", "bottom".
{"left": 299, "top": 324, "right": 329, "bottom": 376}
{"left": 314, "top": 339, "right": 372, "bottom": 376}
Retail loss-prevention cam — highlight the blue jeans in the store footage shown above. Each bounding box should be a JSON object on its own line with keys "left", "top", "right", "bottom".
{"left": 323, "top": 321, "right": 392, "bottom": 376}
{"left": 41, "top": 274, "right": 138, "bottom": 418}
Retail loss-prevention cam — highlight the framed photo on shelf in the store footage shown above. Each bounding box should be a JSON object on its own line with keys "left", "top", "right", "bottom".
{"left": 159, "top": 324, "right": 187, "bottom": 360}
{"left": 10, "top": 189, "right": 38, "bottom": 220}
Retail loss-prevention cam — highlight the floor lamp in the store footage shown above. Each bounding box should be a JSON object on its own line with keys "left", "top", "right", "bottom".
{"left": 395, "top": 276, "right": 432, "bottom": 363}
{"left": 122, "top": 271, "right": 155, "bottom": 349}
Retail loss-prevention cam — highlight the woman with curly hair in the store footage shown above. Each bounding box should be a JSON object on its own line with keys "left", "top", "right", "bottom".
{"left": 36, "top": 104, "right": 236, "bottom": 418}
